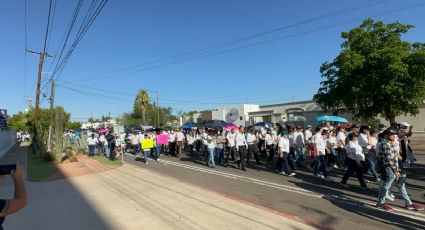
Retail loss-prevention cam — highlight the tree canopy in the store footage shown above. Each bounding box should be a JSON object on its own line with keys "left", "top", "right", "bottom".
{"left": 8, "top": 107, "right": 78, "bottom": 132}
{"left": 314, "top": 18, "right": 425, "bottom": 123}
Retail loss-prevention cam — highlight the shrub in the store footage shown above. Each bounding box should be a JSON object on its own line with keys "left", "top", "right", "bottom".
{"left": 43, "top": 152, "right": 56, "bottom": 162}
{"left": 69, "top": 156, "right": 78, "bottom": 162}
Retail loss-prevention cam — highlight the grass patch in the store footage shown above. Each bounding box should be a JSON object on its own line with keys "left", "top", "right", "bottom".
{"left": 27, "top": 153, "right": 59, "bottom": 182}
{"left": 90, "top": 155, "right": 123, "bottom": 167}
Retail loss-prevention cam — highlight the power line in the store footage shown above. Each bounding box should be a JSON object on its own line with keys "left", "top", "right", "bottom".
{"left": 74, "top": 0, "right": 391, "bottom": 82}
{"left": 43, "top": 0, "right": 53, "bottom": 53}
{"left": 51, "top": 0, "right": 108, "bottom": 83}
{"left": 78, "top": 1, "right": 425, "bottom": 83}
{"left": 55, "top": 82, "right": 317, "bottom": 106}
{"left": 23, "top": 0, "right": 28, "bottom": 97}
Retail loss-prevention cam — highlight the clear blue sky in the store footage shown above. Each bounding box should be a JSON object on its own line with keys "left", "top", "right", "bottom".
{"left": 1, "top": 0, "right": 424, "bottom": 121}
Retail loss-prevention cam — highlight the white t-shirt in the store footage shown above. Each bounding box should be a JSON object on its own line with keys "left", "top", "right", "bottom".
{"left": 131, "top": 135, "right": 139, "bottom": 145}
{"left": 235, "top": 133, "right": 247, "bottom": 148}
{"left": 186, "top": 134, "right": 195, "bottom": 145}
{"left": 176, "top": 132, "right": 185, "bottom": 142}
{"left": 326, "top": 136, "right": 337, "bottom": 149}
{"left": 336, "top": 132, "right": 346, "bottom": 148}
{"left": 206, "top": 135, "right": 216, "bottom": 149}
{"left": 345, "top": 141, "right": 365, "bottom": 162}
{"left": 246, "top": 133, "right": 256, "bottom": 144}
{"left": 265, "top": 134, "right": 273, "bottom": 145}
{"left": 168, "top": 133, "right": 176, "bottom": 142}
{"left": 226, "top": 132, "right": 236, "bottom": 147}
{"left": 358, "top": 133, "right": 370, "bottom": 149}
{"left": 305, "top": 130, "right": 312, "bottom": 142}
{"left": 278, "top": 136, "right": 290, "bottom": 153}
{"left": 312, "top": 133, "right": 326, "bottom": 155}
{"left": 87, "top": 137, "right": 98, "bottom": 145}
{"left": 217, "top": 135, "right": 225, "bottom": 149}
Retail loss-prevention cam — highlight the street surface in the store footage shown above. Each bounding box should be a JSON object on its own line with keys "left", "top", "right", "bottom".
{"left": 122, "top": 150, "right": 425, "bottom": 230}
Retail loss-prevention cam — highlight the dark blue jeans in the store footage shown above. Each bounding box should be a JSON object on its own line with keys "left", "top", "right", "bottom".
{"left": 341, "top": 158, "right": 366, "bottom": 187}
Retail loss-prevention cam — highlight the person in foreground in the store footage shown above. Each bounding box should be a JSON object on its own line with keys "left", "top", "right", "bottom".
{"left": 0, "top": 162, "right": 28, "bottom": 230}
{"left": 376, "top": 129, "right": 424, "bottom": 212}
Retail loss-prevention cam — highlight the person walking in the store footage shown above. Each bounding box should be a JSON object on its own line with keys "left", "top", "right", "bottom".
{"left": 206, "top": 131, "right": 217, "bottom": 168}
{"left": 247, "top": 129, "right": 260, "bottom": 165}
{"left": 294, "top": 126, "right": 306, "bottom": 167}
{"left": 277, "top": 130, "right": 295, "bottom": 176}
{"left": 226, "top": 128, "right": 237, "bottom": 164}
{"left": 313, "top": 126, "right": 333, "bottom": 182}
{"left": 176, "top": 128, "right": 185, "bottom": 159}
{"left": 340, "top": 132, "right": 367, "bottom": 188}
{"left": 376, "top": 129, "right": 424, "bottom": 212}
{"left": 216, "top": 130, "right": 226, "bottom": 166}
{"left": 235, "top": 127, "right": 248, "bottom": 171}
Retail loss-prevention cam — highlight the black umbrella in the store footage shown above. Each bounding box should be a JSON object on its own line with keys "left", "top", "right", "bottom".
{"left": 204, "top": 119, "right": 226, "bottom": 130}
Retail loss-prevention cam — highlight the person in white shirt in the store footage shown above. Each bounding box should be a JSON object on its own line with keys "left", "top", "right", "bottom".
{"left": 294, "top": 126, "right": 306, "bottom": 167}
{"left": 235, "top": 127, "right": 248, "bottom": 171}
{"left": 312, "top": 126, "right": 333, "bottom": 181}
{"left": 264, "top": 130, "right": 275, "bottom": 163}
{"left": 186, "top": 130, "right": 196, "bottom": 156}
{"left": 358, "top": 125, "right": 379, "bottom": 181}
{"left": 326, "top": 130, "right": 340, "bottom": 168}
{"left": 277, "top": 130, "right": 295, "bottom": 176}
{"left": 206, "top": 132, "right": 217, "bottom": 168}
{"left": 98, "top": 134, "right": 108, "bottom": 156}
{"left": 287, "top": 127, "right": 296, "bottom": 170}
{"left": 340, "top": 132, "right": 367, "bottom": 188}
{"left": 246, "top": 129, "right": 260, "bottom": 165}
{"left": 226, "top": 129, "right": 237, "bottom": 164}
{"left": 130, "top": 132, "right": 140, "bottom": 155}
{"left": 176, "top": 128, "right": 185, "bottom": 159}
{"left": 87, "top": 134, "right": 98, "bottom": 156}
{"left": 216, "top": 130, "right": 226, "bottom": 166}
{"left": 168, "top": 130, "right": 177, "bottom": 156}
{"left": 336, "top": 126, "right": 347, "bottom": 167}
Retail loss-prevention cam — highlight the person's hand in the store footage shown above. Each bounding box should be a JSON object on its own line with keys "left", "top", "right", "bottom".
{"left": 395, "top": 172, "right": 401, "bottom": 178}
{"left": 11, "top": 161, "right": 24, "bottom": 182}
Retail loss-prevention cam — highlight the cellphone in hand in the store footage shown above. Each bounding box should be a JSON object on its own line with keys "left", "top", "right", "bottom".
{"left": 0, "top": 164, "right": 17, "bottom": 175}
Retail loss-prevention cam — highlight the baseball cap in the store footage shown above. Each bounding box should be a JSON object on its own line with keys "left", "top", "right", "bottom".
{"left": 383, "top": 128, "right": 398, "bottom": 136}
{"left": 351, "top": 124, "right": 360, "bottom": 129}
{"left": 306, "top": 125, "right": 312, "bottom": 128}
{"left": 400, "top": 122, "right": 410, "bottom": 127}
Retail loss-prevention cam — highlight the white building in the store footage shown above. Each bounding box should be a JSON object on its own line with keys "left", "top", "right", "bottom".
{"left": 211, "top": 104, "right": 260, "bottom": 127}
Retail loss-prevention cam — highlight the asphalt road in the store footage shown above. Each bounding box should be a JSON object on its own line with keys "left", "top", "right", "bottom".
{"left": 123, "top": 149, "right": 425, "bottom": 230}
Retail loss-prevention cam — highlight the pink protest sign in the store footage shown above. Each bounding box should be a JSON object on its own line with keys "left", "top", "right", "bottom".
{"left": 156, "top": 134, "right": 168, "bottom": 145}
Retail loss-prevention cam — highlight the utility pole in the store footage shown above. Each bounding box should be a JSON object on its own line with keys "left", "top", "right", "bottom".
{"left": 47, "top": 79, "right": 55, "bottom": 152}
{"left": 26, "top": 50, "right": 52, "bottom": 124}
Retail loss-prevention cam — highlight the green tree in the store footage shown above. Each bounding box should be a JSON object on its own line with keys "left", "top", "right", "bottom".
{"left": 65, "top": 121, "right": 82, "bottom": 130}
{"left": 135, "top": 89, "right": 151, "bottom": 125}
{"left": 314, "top": 19, "right": 425, "bottom": 123}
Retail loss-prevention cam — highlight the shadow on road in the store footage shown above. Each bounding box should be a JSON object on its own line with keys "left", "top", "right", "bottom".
{"left": 291, "top": 174, "right": 425, "bottom": 230}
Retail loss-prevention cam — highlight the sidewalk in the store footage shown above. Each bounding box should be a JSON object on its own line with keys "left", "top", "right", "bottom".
{"left": 2, "top": 163, "right": 319, "bottom": 230}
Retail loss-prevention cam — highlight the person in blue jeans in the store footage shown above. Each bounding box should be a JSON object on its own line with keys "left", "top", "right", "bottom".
{"left": 376, "top": 129, "right": 424, "bottom": 212}
{"left": 312, "top": 126, "right": 333, "bottom": 182}
{"left": 206, "top": 132, "right": 216, "bottom": 168}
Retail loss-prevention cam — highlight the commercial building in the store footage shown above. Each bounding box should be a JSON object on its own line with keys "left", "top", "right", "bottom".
{"left": 195, "top": 100, "right": 425, "bottom": 133}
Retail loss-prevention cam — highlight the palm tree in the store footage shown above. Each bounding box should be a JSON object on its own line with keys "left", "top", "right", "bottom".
{"left": 135, "top": 89, "right": 151, "bottom": 125}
